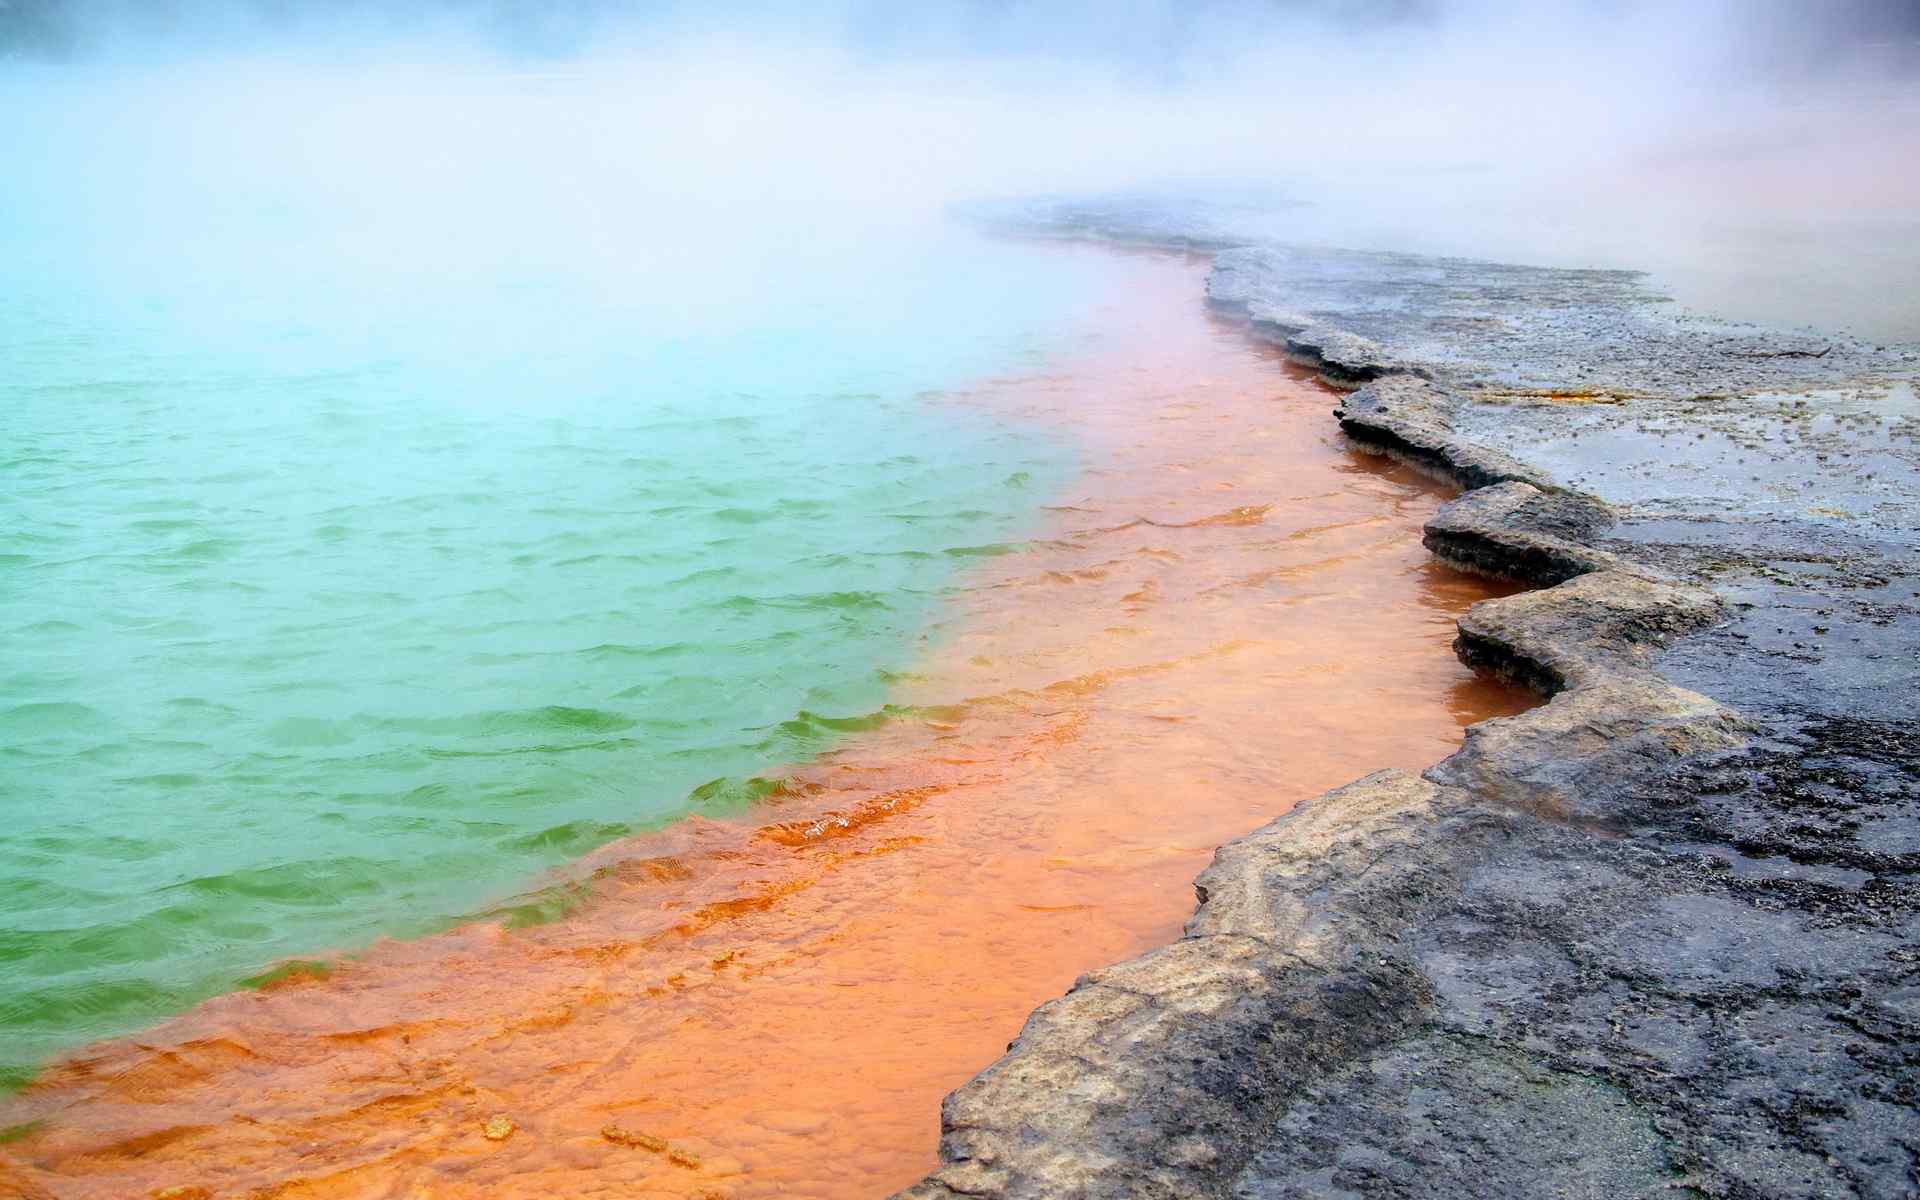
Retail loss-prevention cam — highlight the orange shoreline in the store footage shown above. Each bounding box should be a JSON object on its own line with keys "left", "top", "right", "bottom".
{"left": 0, "top": 245, "right": 1530, "bottom": 1200}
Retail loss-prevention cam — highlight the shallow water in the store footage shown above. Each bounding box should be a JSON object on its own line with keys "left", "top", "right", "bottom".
{"left": 0, "top": 222, "right": 1137, "bottom": 1086}
{"left": 0, "top": 246, "right": 1532, "bottom": 1199}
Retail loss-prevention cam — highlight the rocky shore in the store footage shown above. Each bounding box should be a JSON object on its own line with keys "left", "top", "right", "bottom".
{"left": 898, "top": 200, "right": 1920, "bottom": 1198}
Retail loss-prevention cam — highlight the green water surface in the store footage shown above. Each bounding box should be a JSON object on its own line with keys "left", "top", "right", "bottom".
{"left": 0, "top": 202, "right": 1125, "bottom": 1086}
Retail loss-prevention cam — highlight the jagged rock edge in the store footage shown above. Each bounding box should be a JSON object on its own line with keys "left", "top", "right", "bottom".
{"left": 892, "top": 239, "right": 1747, "bottom": 1200}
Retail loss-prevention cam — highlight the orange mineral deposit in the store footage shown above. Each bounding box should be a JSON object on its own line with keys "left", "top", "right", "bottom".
{"left": 0, "top": 245, "right": 1530, "bottom": 1200}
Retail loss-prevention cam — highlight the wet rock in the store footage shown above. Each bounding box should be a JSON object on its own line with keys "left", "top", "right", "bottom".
{"left": 1423, "top": 481, "right": 1622, "bottom": 586}
{"left": 1334, "top": 378, "right": 1555, "bottom": 491}
{"left": 986, "top": 194, "right": 1914, "bottom": 401}
{"left": 1450, "top": 569, "right": 1723, "bottom": 689}
{"left": 1232, "top": 1032, "right": 1673, "bottom": 1200}
{"left": 899, "top": 772, "right": 1508, "bottom": 1200}
{"left": 601, "top": 1124, "right": 667, "bottom": 1152}
{"left": 898, "top": 196, "right": 1920, "bottom": 1200}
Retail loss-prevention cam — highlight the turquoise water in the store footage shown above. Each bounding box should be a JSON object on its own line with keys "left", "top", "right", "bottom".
{"left": 0, "top": 139, "right": 1118, "bottom": 1083}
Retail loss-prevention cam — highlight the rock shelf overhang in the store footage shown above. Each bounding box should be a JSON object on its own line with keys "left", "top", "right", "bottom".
{"left": 899, "top": 201, "right": 1920, "bottom": 1200}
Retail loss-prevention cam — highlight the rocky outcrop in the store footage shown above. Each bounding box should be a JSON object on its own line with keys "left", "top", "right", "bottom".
{"left": 898, "top": 357, "right": 1747, "bottom": 1199}
{"left": 900, "top": 205, "right": 1920, "bottom": 1200}
{"left": 1420, "top": 480, "right": 1620, "bottom": 585}
{"left": 899, "top": 771, "right": 1500, "bottom": 1200}
{"left": 999, "top": 197, "right": 1917, "bottom": 400}
{"left": 1332, "top": 379, "right": 1553, "bottom": 491}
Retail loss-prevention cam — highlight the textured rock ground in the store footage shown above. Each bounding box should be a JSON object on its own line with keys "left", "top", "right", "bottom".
{"left": 981, "top": 194, "right": 1919, "bottom": 403}
{"left": 895, "top": 200, "right": 1919, "bottom": 1199}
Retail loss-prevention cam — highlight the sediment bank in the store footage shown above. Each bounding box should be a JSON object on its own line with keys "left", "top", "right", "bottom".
{"left": 0, "top": 247, "right": 1530, "bottom": 1200}
{"left": 899, "top": 200, "right": 1920, "bottom": 1199}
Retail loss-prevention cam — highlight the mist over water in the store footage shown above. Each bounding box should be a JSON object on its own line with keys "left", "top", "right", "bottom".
{"left": 0, "top": 217, "right": 1137, "bottom": 1083}
{"left": 1, "top": 0, "right": 1915, "bottom": 1084}
{"left": 5, "top": 1, "right": 1916, "bottom": 334}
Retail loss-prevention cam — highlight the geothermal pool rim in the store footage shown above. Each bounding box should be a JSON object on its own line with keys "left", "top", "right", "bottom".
{"left": 895, "top": 217, "right": 1920, "bottom": 1199}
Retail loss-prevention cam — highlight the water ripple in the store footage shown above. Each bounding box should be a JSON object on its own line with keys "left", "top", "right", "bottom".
{"left": 0, "top": 273, "right": 1093, "bottom": 1090}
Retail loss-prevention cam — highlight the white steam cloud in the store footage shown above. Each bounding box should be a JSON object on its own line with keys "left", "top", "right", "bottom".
{"left": 3, "top": 1, "right": 1916, "bottom": 336}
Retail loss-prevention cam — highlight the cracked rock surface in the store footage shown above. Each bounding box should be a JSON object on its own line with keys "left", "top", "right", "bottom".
{"left": 894, "top": 199, "right": 1919, "bottom": 1199}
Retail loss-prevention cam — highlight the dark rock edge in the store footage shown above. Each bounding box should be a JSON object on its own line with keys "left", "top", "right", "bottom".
{"left": 890, "top": 257, "right": 1771, "bottom": 1198}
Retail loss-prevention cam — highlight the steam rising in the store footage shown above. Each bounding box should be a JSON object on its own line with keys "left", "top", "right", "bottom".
{"left": 4, "top": 0, "right": 1916, "bottom": 336}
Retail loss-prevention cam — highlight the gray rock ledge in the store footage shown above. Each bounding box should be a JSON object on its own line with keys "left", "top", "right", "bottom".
{"left": 896, "top": 202, "right": 1920, "bottom": 1199}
